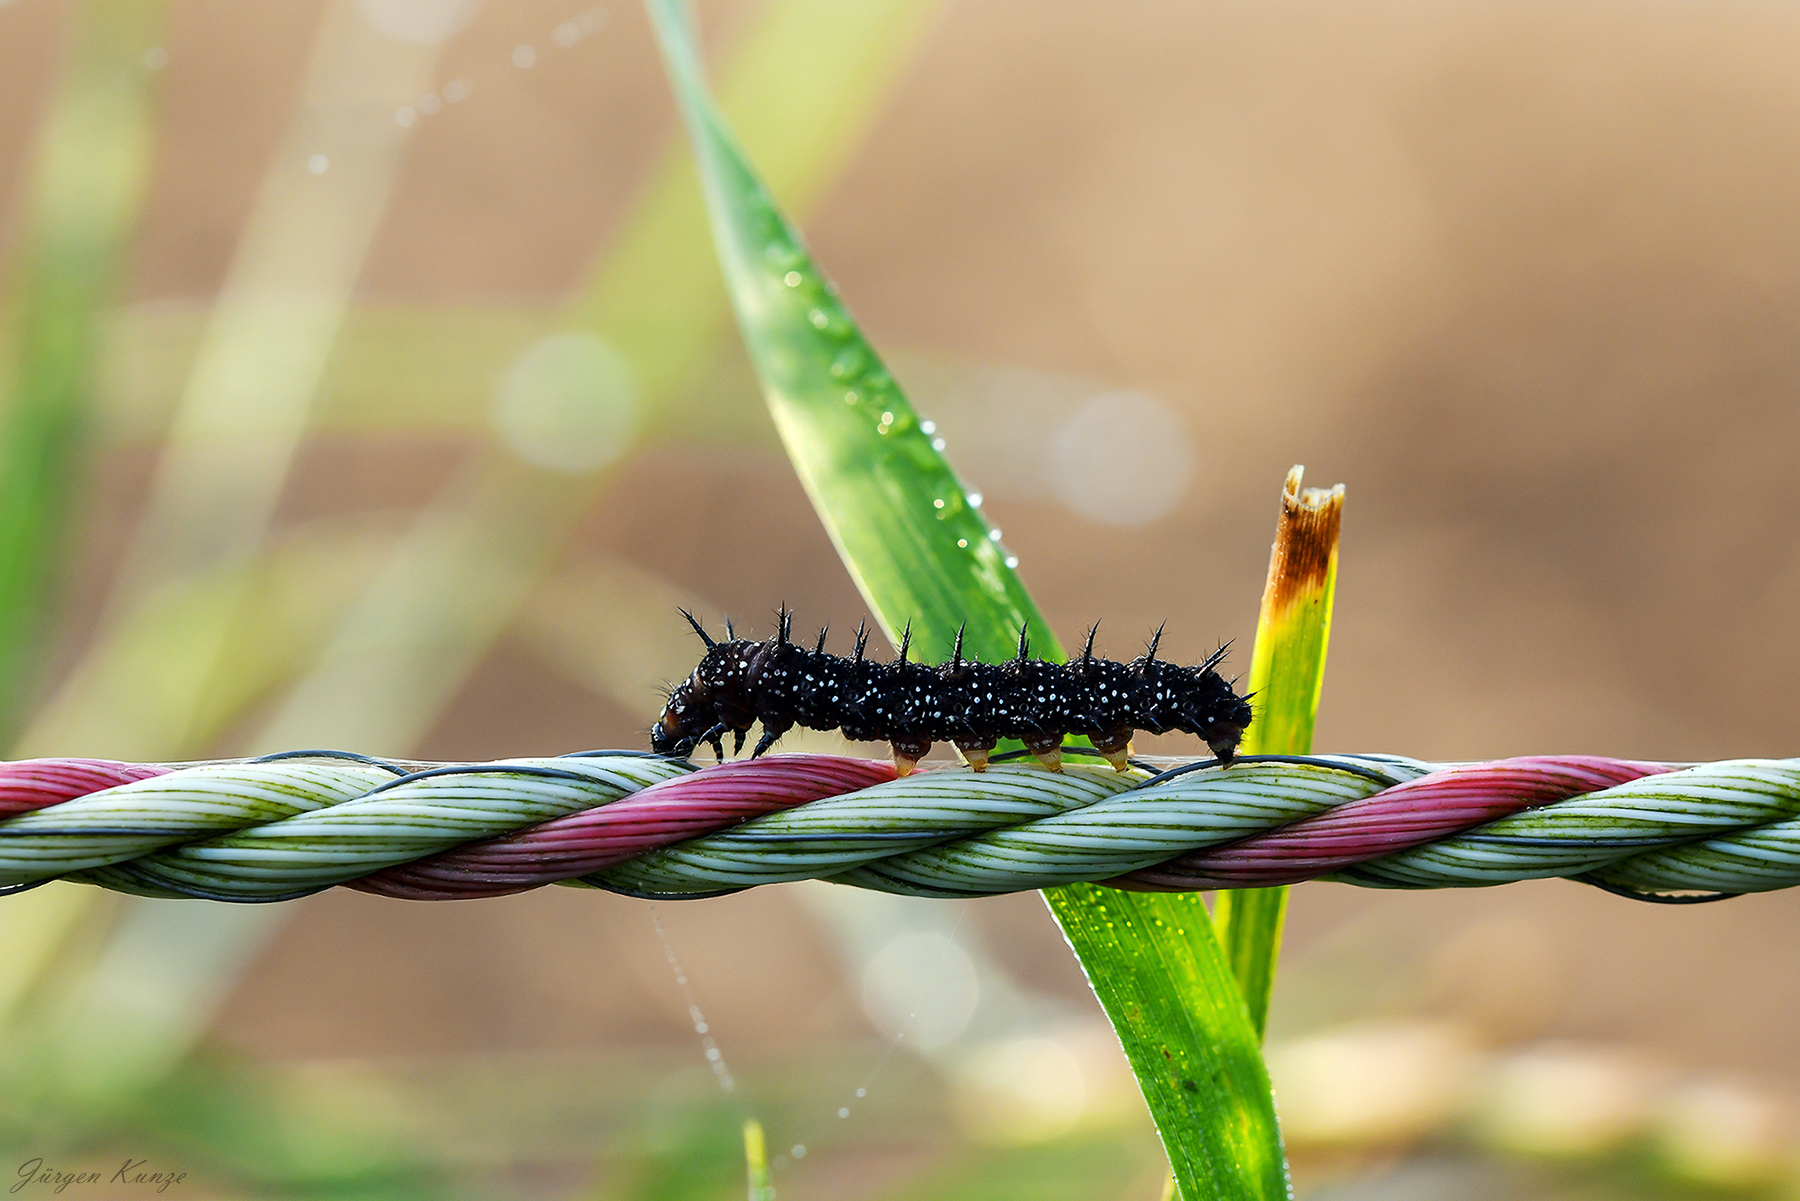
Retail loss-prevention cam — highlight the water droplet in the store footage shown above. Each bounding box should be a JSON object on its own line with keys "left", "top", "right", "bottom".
{"left": 1046, "top": 389, "right": 1197, "bottom": 525}
{"left": 442, "top": 77, "right": 470, "bottom": 103}
{"left": 988, "top": 529, "right": 1002, "bottom": 541}
{"left": 144, "top": 47, "right": 167, "bottom": 70}
{"left": 933, "top": 499, "right": 945, "bottom": 509}
{"left": 792, "top": 1145, "right": 806, "bottom": 1159}
{"left": 493, "top": 332, "right": 640, "bottom": 473}
{"left": 957, "top": 538, "right": 968, "bottom": 548}
{"left": 512, "top": 43, "right": 537, "bottom": 68}
{"left": 881, "top": 411, "right": 894, "bottom": 424}
{"left": 419, "top": 92, "right": 442, "bottom": 115}
{"left": 395, "top": 106, "right": 417, "bottom": 127}
{"left": 967, "top": 491, "right": 983, "bottom": 508}
{"left": 784, "top": 271, "right": 802, "bottom": 287}
{"left": 920, "top": 419, "right": 937, "bottom": 435}
{"left": 808, "top": 309, "right": 829, "bottom": 329}
{"left": 843, "top": 391, "right": 859, "bottom": 405}
{"left": 830, "top": 348, "right": 866, "bottom": 380}
{"left": 856, "top": 1088, "right": 867, "bottom": 1098}
{"left": 838, "top": 1108, "right": 850, "bottom": 1119}
{"left": 307, "top": 154, "right": 329, "bottom": 174}
{"left": 1005, "top": 555, "right": 1020, "bottom": 568}
{"left": 554, "top": 21, "right": 580, "bottom": 46}
{"left": 931, "top": 437, "right": 946, "bottom": 451}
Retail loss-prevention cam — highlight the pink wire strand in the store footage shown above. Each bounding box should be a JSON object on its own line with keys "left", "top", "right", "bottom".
{"left": 351, "top": 754, "right": 898, "bottom": 900}
{"left": 0, "top": 758, "right": 171, "bottom": 817}
{"left": 1116, "top": 756, "right": 1676, "bottom": 890}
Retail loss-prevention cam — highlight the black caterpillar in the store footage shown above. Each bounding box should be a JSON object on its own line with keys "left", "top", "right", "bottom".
{"left": 651, "top": 609, "right": 1254, "bottom": 775}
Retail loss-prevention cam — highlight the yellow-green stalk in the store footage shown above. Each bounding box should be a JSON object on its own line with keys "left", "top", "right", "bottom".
{"left": 743, "top": 1118, "right": 774, "bottom": 1201}
{"left": 1212, "top": 466, "right": 1344, "bottom": 1038}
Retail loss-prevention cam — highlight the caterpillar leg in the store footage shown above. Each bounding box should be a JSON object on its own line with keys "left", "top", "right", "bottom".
{"left": 1091, "top": 727, "right": 1134, "bottom": 772}
{"left": 1022, "top": 731, "right": 1065, "bottom": 773}
{"left": 750, "top": 724, "right": 788, "bottom": 759}
{"left": 957, "top": 745, "right": 990, "bottom": 772}
{"left": 697, "top": 722, "right": 729, "bottom": 762}
{"left": 890, "top": 734, "right": 931, "bottom": 778}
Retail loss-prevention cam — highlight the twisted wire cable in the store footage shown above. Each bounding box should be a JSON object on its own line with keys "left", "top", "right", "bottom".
{"left": 1, "top": 750, "right": 1798, "bottom": 903}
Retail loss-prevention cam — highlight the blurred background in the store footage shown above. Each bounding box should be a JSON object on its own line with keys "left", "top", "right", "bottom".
{"left": 3, "top": 0, "right": 1800, "bottom": 1196}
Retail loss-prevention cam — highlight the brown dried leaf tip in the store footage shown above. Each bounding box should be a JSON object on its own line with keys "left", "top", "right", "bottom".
{"left": 1265, "top": 465, "right": 1344, "bottom": 616}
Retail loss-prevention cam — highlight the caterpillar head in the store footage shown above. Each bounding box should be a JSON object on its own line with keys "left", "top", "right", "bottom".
{"left": 1132, "top": 640, "right": 1253, "bottom": 763}
{"left": 653, "top": 609, "right": 738, "bottom": 758}
{"left": 1184, "top": 670, "right": 1253, "bottom": 764}
{"left": 652, "top": 675, "right": 717, "bottom": 757}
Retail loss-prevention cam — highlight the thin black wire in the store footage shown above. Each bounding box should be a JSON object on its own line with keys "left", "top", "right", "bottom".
{"left": 360, "top": 762, "right": 623, "bottom": 797}
{"left": 578, "top": 876, "right": 750, "bottom": 901}
{"left": 1135, "top": 754, "right": 1405, "bottom": 790}
{"left": 249, "top": 749, "right": 411, "bottom": 775}
{"left": 1573, "top": 873, "right": 1741, "bottom": 905}
{"left": 719, "top": 830, "right": 968, "bottom": 844}
{"left": 985, "top": 745, "right": 1161, "bottom": 773}
{"left": 64, "top": 868, "right": 328, "bottom": 905}
{"left": 558, "top": 749, "right": 701, "bottom": 767}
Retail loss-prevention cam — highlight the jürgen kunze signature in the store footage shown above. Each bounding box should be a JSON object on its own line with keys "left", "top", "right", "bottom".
{"left": 12, "top": 1159, "right": 186, "bottom": 1194}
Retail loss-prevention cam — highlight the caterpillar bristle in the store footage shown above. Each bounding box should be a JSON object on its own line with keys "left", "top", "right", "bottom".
{"left": 678, "top": 608, "right": 717, "bottom": 649}
{"left": 1200, "top": 640, "right": 1232, "bottom": 673}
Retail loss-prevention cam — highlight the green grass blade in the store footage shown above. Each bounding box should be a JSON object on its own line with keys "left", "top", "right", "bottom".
{"left": 1211, "top": 467, "right": 1344, "bottom": 1038}
{"left": 0, "top": 0, "right": 161, "bottom": 741}
{"left": 645, "top": 0, "right": 1044, "bottom": 666}
{"left": 1044, "top": 886, "right": 1287, "bottom": 1198}
{"left": 647, "top": 4, "right": 1287, "bottom": 1194}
